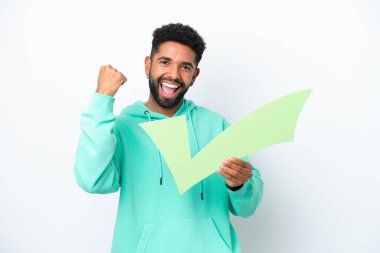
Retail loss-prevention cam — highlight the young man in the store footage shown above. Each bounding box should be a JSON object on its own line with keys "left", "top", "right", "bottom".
{"left": 73, "top": 23, "right": 263, "bottom": 253}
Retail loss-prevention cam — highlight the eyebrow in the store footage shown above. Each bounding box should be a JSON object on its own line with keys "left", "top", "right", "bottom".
{"left": 157, "top": 56, "right": 195, "bottom": 69}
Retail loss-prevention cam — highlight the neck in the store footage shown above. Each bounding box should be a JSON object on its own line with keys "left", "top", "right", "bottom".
{"left": 145, "top": 94, "right": 183, "bottom": 117}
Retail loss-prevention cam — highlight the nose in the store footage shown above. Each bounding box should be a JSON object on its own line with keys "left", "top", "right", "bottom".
{"left": 166, "top": 64, "right": 181, "bottom": 81}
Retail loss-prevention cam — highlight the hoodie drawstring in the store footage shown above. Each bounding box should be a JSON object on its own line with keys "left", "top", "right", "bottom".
{"left": 144, "top": 100, "right": 204, "bottom": 201}
{"left": 144, "top": 110, "right": 163, "bottom": 185}
{"left": 185, "top": 100, "right": 204, "bottom": 201}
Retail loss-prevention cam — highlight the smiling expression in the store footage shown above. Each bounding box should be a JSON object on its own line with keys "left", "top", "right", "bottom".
{"left": 145, "top": 41, "right": 200, "bottom": 112}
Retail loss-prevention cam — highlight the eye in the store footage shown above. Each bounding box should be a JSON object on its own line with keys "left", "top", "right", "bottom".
{"left": 182, "top": 65, "right": 192, "bottom": 71}
{"left": 159, "top": 59, "right": 169, "bottom": 65}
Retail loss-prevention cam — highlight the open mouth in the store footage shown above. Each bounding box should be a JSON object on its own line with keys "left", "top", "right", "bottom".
{"left": 160, "top": 81, "right": 181, "bottom": 99}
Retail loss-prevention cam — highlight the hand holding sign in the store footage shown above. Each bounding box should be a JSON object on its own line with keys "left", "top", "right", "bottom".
{"left": 218, "top": 157, "right": 254, "bottom": 189}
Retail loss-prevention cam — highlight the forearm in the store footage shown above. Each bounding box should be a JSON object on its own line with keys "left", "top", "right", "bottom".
{"left": 73, "top": 92, "right": 122, "bottom": 194}
{"left": 228, "top": 167, "right": 263, "bottom": 218}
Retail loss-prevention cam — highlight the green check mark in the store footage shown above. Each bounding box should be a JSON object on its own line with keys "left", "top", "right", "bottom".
{"left": 140, "top": 89, "right": 311, "bottom": 194}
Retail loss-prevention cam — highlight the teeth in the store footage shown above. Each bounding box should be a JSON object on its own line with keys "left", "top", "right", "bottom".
{"left": 162, "top": 82, "right": 179, "bottom": 89}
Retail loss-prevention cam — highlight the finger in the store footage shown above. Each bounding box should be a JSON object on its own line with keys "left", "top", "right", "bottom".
{"left": 225, "top": 161, "right": 253, "bottom": 180}
{"left": 218, "top": 169, "right": 245, "bottom": 186}
{"left": 120, "top": 73, "right": 127, "bottom": 82}
{"left": 225, "top": 179, "right": 235, "bottom": 187}
{"left": 223, "top": 160, "right": 252, "bottom": 176}
{"left": 219, "top": 163, "right": 249, "bottom": 182}
{"left": 119, "top": 74, "right": 127, "bottom": 86}
{"left": 228, "top": 157, "right": 253, "bottom": 170}
{"left": 223, "top": 160, "right": 252, "bottom": 178}
{"left": 102, "top": 64, "right": 112, "bottom": 71}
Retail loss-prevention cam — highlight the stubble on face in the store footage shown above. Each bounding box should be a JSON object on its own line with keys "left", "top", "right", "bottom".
{"left": 148, "top": 70, "right": 192, "bottom": 109}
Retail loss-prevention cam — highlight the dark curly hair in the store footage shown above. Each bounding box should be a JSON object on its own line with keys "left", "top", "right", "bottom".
{"left": 150, "top": 23, "right": 206, "bottom": 65}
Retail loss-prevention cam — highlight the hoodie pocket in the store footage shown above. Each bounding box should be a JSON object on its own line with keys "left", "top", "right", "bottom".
{"left": 135, "top": 217, "right": 232, "bottom": 253}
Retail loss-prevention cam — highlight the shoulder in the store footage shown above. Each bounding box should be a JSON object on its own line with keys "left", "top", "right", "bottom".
{"left": 190, "top": 104, "right": 230, "bottom": 131}
{"left": 192, "top": 105, "right": 226, "bottom": 121}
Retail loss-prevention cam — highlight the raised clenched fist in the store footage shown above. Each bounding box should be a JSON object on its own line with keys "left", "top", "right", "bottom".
{"left": 96, "top": 65, "right": 127, "bottom": 97}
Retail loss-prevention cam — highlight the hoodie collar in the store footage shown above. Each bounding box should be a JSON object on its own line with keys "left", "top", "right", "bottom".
{"left": 121, "top": 98, "right": 196, "bottom": 119}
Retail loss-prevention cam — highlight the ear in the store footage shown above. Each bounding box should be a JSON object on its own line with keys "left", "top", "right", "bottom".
{"left": 145, "top": 56, "right": 151, "bottom": 76}
{"left": 190, "top": 68, "right": 200, "bottom": 86}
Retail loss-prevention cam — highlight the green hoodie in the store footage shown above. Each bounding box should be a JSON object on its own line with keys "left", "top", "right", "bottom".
{"left": 73, "top": 92, "right": 263, "bottom": 253}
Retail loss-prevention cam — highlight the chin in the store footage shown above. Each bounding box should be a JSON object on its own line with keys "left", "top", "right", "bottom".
{"left": 156, "top": 96, "right": 181, "bottom": 109}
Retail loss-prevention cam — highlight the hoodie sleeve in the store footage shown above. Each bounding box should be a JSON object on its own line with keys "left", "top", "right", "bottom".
{"left": 222, "top": 118, "right": 264, "bottom": 218}
{"left": 73, "top": 92, "right": 122, "bottom": 194}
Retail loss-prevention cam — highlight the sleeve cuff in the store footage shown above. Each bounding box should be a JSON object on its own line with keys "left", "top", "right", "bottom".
{"left": 86, "top": 92, "right": 115, "bottom": 115}
{"left": 225, "top": 182, "right": 244, "bottom": 191}
{"left": 226, "top": 181, "right": 253, "bottom": 201}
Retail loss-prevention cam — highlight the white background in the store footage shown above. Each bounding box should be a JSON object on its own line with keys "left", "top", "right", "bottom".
{"left": 1, "top": 0, "right": 379, "bottom": 252}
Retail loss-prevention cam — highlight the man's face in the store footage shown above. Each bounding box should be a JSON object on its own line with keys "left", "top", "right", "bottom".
{"left": 145, "top": 41, "right": 200, "bottom": 109}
